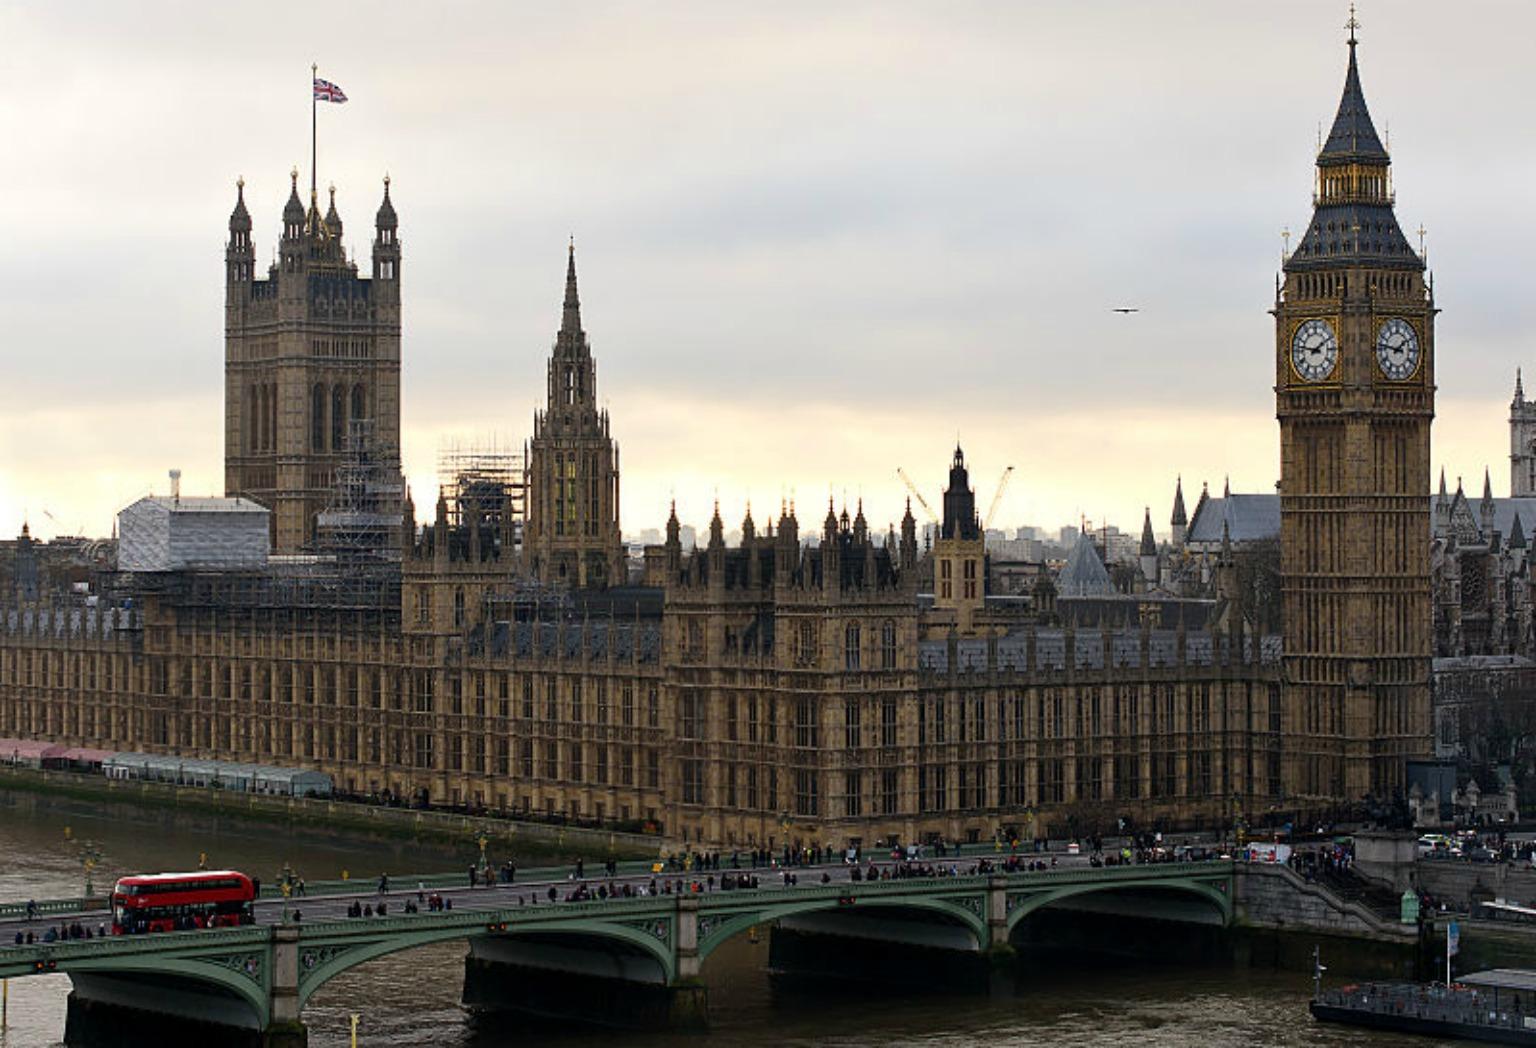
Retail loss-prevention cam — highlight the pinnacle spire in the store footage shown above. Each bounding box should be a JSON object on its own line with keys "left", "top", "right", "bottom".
{"left": 283, "top": 167, "right": 305, "bottom": 228}
{"left": 1517, "top": 368, "right": 1526, "bottom": 404}
{"left": 1140, "top": 507, "right": 1157, "bottom": 557}
{"left": 324, "top": 184, "right": 342, "bottom": 238}
{"left": 375, "top": 175, "right": 398, "bottom": 230}
{"left": 1484, "top": 467, "right": 1495, "bottom": 504}
{"left": 562, "top": 238, "right": 582, "bottom": 334}
{"left": 1170, "top": 475, "right": 1187, "bottom": 527}
{"left": 1319, "top": 18, "right": 1387, "bottom": 165}
{"left": 229, "top": 177, "right": 251, "bottom": 233}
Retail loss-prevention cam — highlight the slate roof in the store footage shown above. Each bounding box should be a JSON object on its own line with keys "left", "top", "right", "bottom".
{"left": 1437, "top": 495, "right": 1536, "bottom": 548}
{"left": 1318, "top": 41, "right": 1388, "bottom": 164}
{"left": 1056, "top": 533, "right": 1114, "bottom": 597}
{"left": 1185, "top": 494, "right": 1281, "bottom": 546}
{"left": 1182, "top": 489, "right": 1536, "bottom": 550}
{"left": 1286, "top": 204, "right": 1419, "bottom": 271}
{"left": 917, "top": 628, "right": 1282, "bottom": 674}
{"left": 467, "top": 619, "right": 662, "bottom": 664}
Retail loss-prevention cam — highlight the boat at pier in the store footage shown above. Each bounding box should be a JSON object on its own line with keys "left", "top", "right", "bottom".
{"left": 1312, "top": 970, "right": 1536, "bottom": 1044}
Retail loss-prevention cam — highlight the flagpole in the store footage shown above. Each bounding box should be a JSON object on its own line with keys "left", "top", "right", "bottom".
{"left": 311, "top": 62, "right": 318, "bottom": 201}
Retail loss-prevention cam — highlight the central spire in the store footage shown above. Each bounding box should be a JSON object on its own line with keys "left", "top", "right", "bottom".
{"left": 1319, "top": 26, "right": 1387, "bottom": 164}
{"left": 562, "top": 238, "right": 582, "bottom": 336}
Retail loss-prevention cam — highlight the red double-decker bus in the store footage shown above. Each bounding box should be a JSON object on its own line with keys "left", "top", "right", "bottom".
{"left": 110, "top": 871, "right": 256, "bottom": 934}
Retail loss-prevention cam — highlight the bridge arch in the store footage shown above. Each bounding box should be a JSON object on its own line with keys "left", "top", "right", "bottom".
{"left": 1005, "top": 876, "right": 1232, "bottom": 936}
{"left": 295, "top": 917, "right": 677, "bottom": 1011}
{"left": 695, "top": 893, "right": 988, "bottom": 966}
{"left": 58, "top": 954, "right": 272, "bottom": 1030}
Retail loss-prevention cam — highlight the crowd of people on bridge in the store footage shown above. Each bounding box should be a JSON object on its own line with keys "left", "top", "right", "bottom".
{"left": 14, "top": 921, "right": 105, "bottom": 945}
{"left": 3, "top": 832, "right": 1240, "bottom": 948}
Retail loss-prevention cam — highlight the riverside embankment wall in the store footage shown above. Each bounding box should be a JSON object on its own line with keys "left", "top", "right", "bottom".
{"left": 0, "top": 766, "right": 660, "bottom": 861}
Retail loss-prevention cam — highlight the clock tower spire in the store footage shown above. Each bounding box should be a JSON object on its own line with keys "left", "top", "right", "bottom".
{"left": 1275, "top": 21, "right": 1434, "bottom": 807}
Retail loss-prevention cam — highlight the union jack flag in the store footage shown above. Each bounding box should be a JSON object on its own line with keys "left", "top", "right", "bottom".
{"left": 313, "top": 77, "right": 348, "bottom": 104}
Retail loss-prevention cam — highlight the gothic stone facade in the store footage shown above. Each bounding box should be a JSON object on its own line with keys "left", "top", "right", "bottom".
{"left": 1274, "top": 33, "right": 1433, "bottom": 803}
{"left": 224, "top": 175, "right": 402, "bottom": 553}
{"left": 0, "top": 527, "right": 1281, "bottom": 848}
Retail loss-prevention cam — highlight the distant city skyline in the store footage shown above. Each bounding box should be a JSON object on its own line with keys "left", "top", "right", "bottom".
{"left": 2, "top": 2, "right": 1530, "bottom": 543}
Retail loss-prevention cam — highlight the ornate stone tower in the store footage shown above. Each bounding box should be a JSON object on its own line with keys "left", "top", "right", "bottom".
{"left": 224, "top": 173, "right": 402, "bottom": 551}
{"left": 523, "top": 245, "right": 624, "bottom": 589}
{"left": 1276, "top": 25, "right": 1434, "bottom": 804}
{"left": 1510, "top": 369, "right": 1536, "bottom": 496}
{"left": 931, "top": 445, "right": 985, "bottom": 631}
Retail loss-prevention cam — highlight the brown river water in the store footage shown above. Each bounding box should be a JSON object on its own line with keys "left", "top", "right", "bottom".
{"left": 0, "top": 793, "right": 1415, "bottom": 1047}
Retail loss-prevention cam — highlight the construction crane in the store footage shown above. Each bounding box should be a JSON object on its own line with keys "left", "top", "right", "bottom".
{"left": 896, "top": 467, "right": 939, "bottom": 524}
{"left": 984, "top": 465, "right": 1015, "bottom": 530}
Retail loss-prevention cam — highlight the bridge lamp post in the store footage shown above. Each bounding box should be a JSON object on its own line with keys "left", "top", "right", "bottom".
{"left": 79, "top": 840, "right": 102, "bottom": 898}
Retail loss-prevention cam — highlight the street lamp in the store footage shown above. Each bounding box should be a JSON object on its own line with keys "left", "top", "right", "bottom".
{"left": 81, "top": 842, "right": 101, "bottom": 898}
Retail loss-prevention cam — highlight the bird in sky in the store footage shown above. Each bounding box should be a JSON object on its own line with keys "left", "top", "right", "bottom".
{"left": 1112, "top": 307, "right": 1140, "bottom": 314}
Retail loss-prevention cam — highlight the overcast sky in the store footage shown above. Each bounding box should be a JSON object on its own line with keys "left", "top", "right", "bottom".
{"left": 2, "top": 1, "right": 1531, "bottom": 544}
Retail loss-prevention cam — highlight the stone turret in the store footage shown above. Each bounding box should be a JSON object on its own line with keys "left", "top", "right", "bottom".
{"left": 1170, "top": 476, "right": 1188, "bottom": 547}
{"left": 899, "top": 499, "right": 918, "bottom": 570}
{"left": 1139, "top": 507, "right": 1159, "bottom": 586}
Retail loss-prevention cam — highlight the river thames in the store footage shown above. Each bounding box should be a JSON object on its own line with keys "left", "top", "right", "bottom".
{"left": 0, "top": 794, "right": 1407, "bottom": 1047}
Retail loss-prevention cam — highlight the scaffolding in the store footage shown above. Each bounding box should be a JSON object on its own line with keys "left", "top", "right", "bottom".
{"left": 437, "top": 437, "right": 525, "bottom": 552}
{"left": 317, "top": 419, "right": 406, "bottom": 563}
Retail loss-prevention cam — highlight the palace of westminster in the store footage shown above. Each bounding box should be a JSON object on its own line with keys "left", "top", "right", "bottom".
{"left": 1, "top": 29, "right": 1512, "bottom": 847}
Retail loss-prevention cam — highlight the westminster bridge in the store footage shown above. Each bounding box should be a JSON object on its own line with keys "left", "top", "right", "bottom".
{"left": 0, "top": 859, "right": 1239, "bottom": 1047}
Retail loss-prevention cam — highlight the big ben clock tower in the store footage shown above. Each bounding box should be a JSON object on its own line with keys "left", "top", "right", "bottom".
{"left": 1276, "top": 19, "right": 1433, "bottom": 806}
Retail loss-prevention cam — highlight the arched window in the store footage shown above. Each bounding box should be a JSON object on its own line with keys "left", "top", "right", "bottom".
{"left": 881, "top": 620, "right": 897, "bottom": 669}
{"left": 331, "top": 385, "right": 345, "bottom": 450}
{"left": 351, "top": 384, "right": 366, "bottom": 427}
{"left": 454, "top": 588, "right": 465, "bottom": 628}
{"left": 248, "top": 385, "right": 259, "bottom": 453}
{"left": 311, "top": 384, "right": 326, "bottom": 451}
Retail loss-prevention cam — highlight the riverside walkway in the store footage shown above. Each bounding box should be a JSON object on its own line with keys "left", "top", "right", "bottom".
{"left": 0, "top": 856, "right": 1235, "bottom": 1046}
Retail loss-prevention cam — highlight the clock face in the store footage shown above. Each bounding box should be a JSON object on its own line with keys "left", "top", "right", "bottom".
{"left": 1376, "top": 317, "right": 1421, "bottom": 380}
{"left": 1291, "top": 319, "right": 1338, "bottom": 382}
